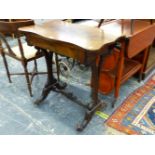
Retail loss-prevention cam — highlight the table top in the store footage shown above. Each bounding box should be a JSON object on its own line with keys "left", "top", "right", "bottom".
{"left": 19, "top": 19, "right": 152, "bottom": 52}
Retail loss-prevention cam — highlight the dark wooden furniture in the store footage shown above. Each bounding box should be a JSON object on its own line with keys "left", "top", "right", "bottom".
{"left": 0, "top": 19, "right": 31, "bottom": 37}
{"left": 19, "top": 19, "right": 155, "bottom": 130}
{"left": 19, "top": 20, "right": 127, "bottom": 131}
{"left": 0, "top": 20, "right": 48, "bottom": 96}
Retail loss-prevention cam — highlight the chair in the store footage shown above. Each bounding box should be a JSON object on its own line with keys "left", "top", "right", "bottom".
{"left": 0, "top": 20, "right": 47, "bottom": 97}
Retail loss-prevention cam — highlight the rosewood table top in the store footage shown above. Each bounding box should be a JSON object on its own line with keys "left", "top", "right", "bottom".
{"left": 19, "top": 19, "right": 151, "bottom": 51}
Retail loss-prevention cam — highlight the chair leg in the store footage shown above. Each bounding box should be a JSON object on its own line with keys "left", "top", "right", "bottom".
{"left": 34, "top": 59, "right": 38, "bottom": 73}
{"left": 22, "top": 62, "right": 33, "bottom": 97}
{"left": 1, "top": 52, "right": 12, "bottom": 83}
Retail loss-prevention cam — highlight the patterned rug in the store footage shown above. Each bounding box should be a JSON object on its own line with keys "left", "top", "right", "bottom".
{"left": 106, "top": 74, "right": 155, "bottom": 135}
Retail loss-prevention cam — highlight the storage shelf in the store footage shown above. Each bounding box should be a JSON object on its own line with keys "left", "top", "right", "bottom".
{"left": 121, "top": 58, "right": 142, "bottom": 83}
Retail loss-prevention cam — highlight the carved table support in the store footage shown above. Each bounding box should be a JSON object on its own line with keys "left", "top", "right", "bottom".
{"left": 77, "top": 56, "right": 106, "bottom": 131}
{"left": 34, "top": 50, "right": 107, "bottom": 131}
{"left": 34, "top": 50, "right": 66, "bottom": 105}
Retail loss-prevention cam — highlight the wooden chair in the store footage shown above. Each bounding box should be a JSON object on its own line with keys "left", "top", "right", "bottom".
{"left": 0, "top": 20, "right": 47, "bottom": 97}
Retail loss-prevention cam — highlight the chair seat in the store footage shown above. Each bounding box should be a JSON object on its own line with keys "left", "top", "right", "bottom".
{"left": 4, "top": 43, "right": 38, "bottom": 59}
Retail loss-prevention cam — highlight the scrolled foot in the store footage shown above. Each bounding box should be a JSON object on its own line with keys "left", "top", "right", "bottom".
{"left": 55, "top": 81, "right": 67, "bottom": 90}
{"left": 34, "top": 80, "right": 67, "bottom": 105}
{"left": 76, "top": 120, "right": 88, "bottom": 132}
{"left": 76, "top": 110, "right": 92, "bottom": 132}
{"left": 34, "top": 96, "right": 45, "bottom": 105}
{"left": 34, "top": 87, "right": 51, "bottom": 105}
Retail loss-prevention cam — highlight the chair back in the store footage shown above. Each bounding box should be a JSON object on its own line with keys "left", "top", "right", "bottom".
{"left": 0, "top": 20, "right": 34, "bottom": 36}
{"left": 0, "top": 20, "right": 34, "bottom": 59}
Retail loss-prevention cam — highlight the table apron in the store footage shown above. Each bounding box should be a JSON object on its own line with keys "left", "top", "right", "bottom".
{"left": 25, "top": 34, "right": 98, "bottom": 65}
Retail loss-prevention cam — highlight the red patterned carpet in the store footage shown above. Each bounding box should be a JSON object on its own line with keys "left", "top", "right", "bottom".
{"left": 106, "top": 74, "right": 155, "bottom": 135}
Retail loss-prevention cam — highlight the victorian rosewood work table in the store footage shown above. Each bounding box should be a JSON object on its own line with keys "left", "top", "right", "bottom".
{"left": 19, "top": 19, "right": 155, "bottom": 131}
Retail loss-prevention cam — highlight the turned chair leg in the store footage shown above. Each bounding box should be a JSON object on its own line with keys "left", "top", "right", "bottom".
{"left": 22, "top": 62, "right": 33, "bottom": 97}
{"left": 34, "top": 59, "right": 38, "bottom": 73}
{"left": 1, "top": 52, "right": 12, "bottom": 83}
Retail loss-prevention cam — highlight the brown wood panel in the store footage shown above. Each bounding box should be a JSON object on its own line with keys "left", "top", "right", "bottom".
{"left": 127, "top": 23, "right": 155, "bottom": 58}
